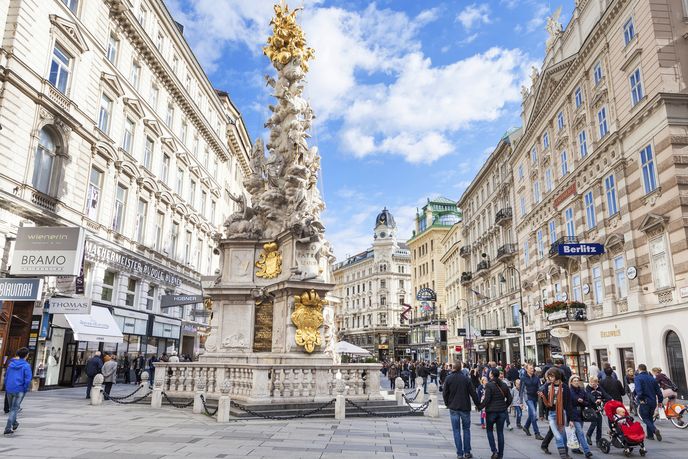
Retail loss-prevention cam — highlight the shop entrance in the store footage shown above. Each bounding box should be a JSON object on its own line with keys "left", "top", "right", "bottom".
{"left": 666, "top": 331, "right": 687, "bottom": 398}
{"left": 618, "top": 348, "right": 635, "bottom": 380}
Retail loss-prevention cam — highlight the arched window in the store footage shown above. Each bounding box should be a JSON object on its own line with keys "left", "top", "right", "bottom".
{"left": 32, "top": 128, "right": 58, "bottom": 194}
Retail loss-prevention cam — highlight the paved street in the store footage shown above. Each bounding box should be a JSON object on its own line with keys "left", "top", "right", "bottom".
{"left": 0, "top": 386, "right": 685, "bottom": 459}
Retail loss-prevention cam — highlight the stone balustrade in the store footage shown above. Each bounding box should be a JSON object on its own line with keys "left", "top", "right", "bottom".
{"left": 153, "top": 362, "right": 381, "bottom": 403}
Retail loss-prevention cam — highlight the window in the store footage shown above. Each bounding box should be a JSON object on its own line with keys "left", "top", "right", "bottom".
{"left": 200, "top": 190, "right": 207, "bottom": 215}
{"left": 61, "top": 0, "right": 78, "bottom": 13}
{"left": 137, "top": 5, "right": 147, "bottom": 27}
{"left": 149, "top": 84, "right": 159, "bottom": 109}
{"left": 143, "top": 137, "right": 154, "bottom": 169}
{"left": 180, "top": 118, "right": 188, "bottom": 144}
{"left": 519, "top": 195, "right": 526, "bottom": 218}
{"left": 32, "top": 128, "right": 57, "bottom": 194}
{"left": 106, "top": 34, "right": 118, "bottom": 63}
{"left": 592, "top": 265, "right": 603, "bottom": 304}
{"left": 598, "top": 107, "right": 608, "bottom": 138}
{"left": 161, "top": 153, "right": 170, "bottom": 182}
{"left": 380, "top": 279, "right": 386, "bottom": 289}
{"left": 533, "top": 181, "right": 541, "bottom": 204}
{"left": 135, "top": 199, "right": 147, "bottom": 243}
{"left": 380, "top": 296, "right": 386, "bottom": 306}
{"left": 530, "top": 146, "right": 537, "bottom": 163}
{"left": 156, "top": 32, "right": 163, "bottom": 51}
{"left": 122, "top": 117, "right": 135, "bottom": 153}
{"left": 113, "top": 184, "right": 127, "bottom": 232}
{"left": 565, "top": 207, "right": 575, "bottom": 237}
{"left": 594, "top": 61, "right": 603, "bottom": 86}
{"left": 574, "top": 87, "right": 583, "bottom": 108}
{"left": 557, "top": 112, "right": 565, "bottom": 130}
{"left": 176, "top": 168, "right": 184, "bottom": 195}
{"left": 584, "top": 191, "right": 596, "bottom": 229}
{"left": 49, "top": 44, "right": 70, "bottom": 93}
{"left": 155, "top": 211, "right": 164, "bottom": 251}
{"left": 145, "top": 284, "right": 155, "bottom": 310}
{"left": 649, "top": 235, "right": 672, "bottom": 289}
{"left": 604, "top": 174, "right": 618, "bottom": 216}
{"left": 545, "top": 168, "right": 553, "bottom": 192}
{"left": 560, "top": 150, "right": 569, "bottom": 176}
{"left": 543, "top": 132, "right": 550, "bottom": 149}
{"left": 614, "top": 256, "right": 627, "bottom": 299}
{"left": 98, "top": 93, "right": 112, "bottom": 133}
{"left": 170, "top": 222, "right": 179, "bottom": 257}
{"left": 189, "top": 179, "right": 196, "bottom": 206}
{"left": 623, "top": 17, "right": 635, "bottom": 45}
{"left": 640, "top": 144, "right": 658, "bottom": 194}
{"left": 166, "top": 103, "right": 174, "bottom": 128}
{"left": 629, "top": 68, "right": 644, "bottom": 106}
{"left": 548, "top": 219, "right": 557, "bottom": 244}
{"left": 184, "top": 231, "right": 192, "bottom": 263}
{"left": 518, "top": 163, "right": 524, "bottom": 180}
{"left": 193, "top": 136, "right": 199, "bottom": 156}
{"left": 213, "top": 159, "right": 219, "bottom": 179}
{"left": 125, "top": 278, "right": 137, "bottom": 307}
{"left": 210, "top": 200, "right": 216, "bottom": 223}
{"left": 572, "top": 274, "right": 582, "bottom": 301}
{"left": 537, "top": 229, "right": 544, "bottom": 258}
{"left": 172, "top": 55, "right": 179, "bottom": 73}
{"left": 85, "top": 167, "right": 102, "bottom": 219}
{"left": 579, "top": 130, "right": 588, "bottom": 158}
{"left": 101, "top": 271, "right": 116, "bottom": 302}
{"left": 129, "top": 60, "right": 141, "bottom": 89}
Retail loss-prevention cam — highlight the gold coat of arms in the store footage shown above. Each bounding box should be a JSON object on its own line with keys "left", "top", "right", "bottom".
{"left": 256, "top": 242, "right": 282, "bottom": 279}
{"left": 291, "top": 290, "right": 325, "bottom": 353}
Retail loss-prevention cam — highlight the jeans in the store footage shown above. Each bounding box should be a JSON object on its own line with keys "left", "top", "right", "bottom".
{"left": 524, "top": 399, "right": 541, "bottom": 434}
{"left": 389, "top": 378, "right": 395, "bottom": 390}
{"left": 514, "top": 405, "right": 523, "bottom": 425}
{"left": 547, "top": 411, "right": 567, "bottom": 449}
{"left": 104, "top": 382, "right": 113, "bottom": 395}
{"left": 586, "top": 413, "right": 602, "bottom": 442}
{"left": 639, "top": 402, "right": 657, "bottom": 437}
{"left": 449, "top": 409, "right": 472, "bottom": 456}
{"left": 5, "top": 392, "right": 25, "bottom": 433}
{"left": 86, "top": 375, "right": 95, "bottom": 398}
{"left": 486, "top": 411, "right": 508, "bottom": 457}
{"left": 422, "top": 377, "right": 428, "bottom": 394}
{"left": 573, "top": 421, "right": 590, "bottom": 454}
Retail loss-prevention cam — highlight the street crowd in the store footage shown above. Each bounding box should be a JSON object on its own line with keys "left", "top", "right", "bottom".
{"left": 381, "top": 358, "right": 680, "bottom": 459}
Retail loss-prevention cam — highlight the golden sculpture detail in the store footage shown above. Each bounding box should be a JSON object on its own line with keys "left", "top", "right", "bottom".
{"left": 203, "top": 297, "right": 213, "bottom": 311}
{"left": 256, "top": 242, "right": 282, "bottom": 279}
{"left": 263, "top": 2, "right": 315, "bottom": 72}
{"left": 291, "top": 290, "right": 325, "bottom": 353}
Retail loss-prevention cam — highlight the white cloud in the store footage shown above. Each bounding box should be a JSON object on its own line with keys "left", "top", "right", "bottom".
{"left": 526, "top": 3, "right": 550, "bottom": 33}
{"left": 456, "top": 4, "right": 491, "bottom": 31}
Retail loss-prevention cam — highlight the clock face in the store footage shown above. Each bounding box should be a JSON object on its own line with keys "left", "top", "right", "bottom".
{"left": 380, "top": 232, "right": 386, "bottom": 238}
{"left": 582, "top": 284, "right": 590, "bottom": 295}
{"left": 561, "top": 292, "right": 568, "bottom": 301}
{"left": 627, "top": 266, "right": 637, "bottom": 280}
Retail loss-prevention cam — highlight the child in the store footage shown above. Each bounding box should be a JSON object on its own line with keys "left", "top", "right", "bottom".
{"left": 511, "top": 379, "right": 524, "bottom": 429}
{"left": 499, "top": 370, "right": 514, "bottom": 430}
{"left": 613, "top": 406, "right": 630, "bottom": 425}
{"left": 477, "top": 376, "right": 487, "bottom": 429}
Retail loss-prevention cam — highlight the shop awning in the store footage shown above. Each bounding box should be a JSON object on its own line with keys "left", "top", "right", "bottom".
{"left": 62, "top": 306, "right": 123, "bottom": 343}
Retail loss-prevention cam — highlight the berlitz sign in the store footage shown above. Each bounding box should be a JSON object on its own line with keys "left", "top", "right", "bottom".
{"left": 49, "top": 297, "right": 92, "bottom": 314}
{"left": 10, "top": 227, "right": 85, "bottom": 276}
{"left": 0, "top": 278, "right": 44, "bottom": 301}
{"left": 557, "top": 243, "right": 605, "bottom": 256}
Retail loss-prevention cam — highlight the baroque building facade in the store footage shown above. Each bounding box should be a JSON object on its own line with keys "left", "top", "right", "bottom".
{"left": 511, "top": 0, "right": 688, "bottom": 390}
{"left": 407, "top": 197, "right": 461, "bottom": 362}
{"left": 440, "top": 221, "right": 463, "bottom": 362}
{"left": 0, "top": 0, "right": 250, "bottom": 387}
{"left": 332, "top": 209, "right": 411, "bottom": 361}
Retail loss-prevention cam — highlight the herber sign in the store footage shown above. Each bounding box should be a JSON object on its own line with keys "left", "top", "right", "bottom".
{"left": 10, "top": 227, "right": 85, "bottom": 276}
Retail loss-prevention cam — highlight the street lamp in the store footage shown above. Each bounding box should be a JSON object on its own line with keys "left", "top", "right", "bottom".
{"left": 499, "top": 265, "right": 527, "bottom": 365}
{"left": 456, "top": 298, "right": 471, "bottom": 363}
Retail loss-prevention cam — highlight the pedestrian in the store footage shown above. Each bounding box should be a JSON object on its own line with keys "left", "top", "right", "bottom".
{"left": 651, "top": 367, "right": 678, "bottom": 402}
{"left": 443, "top": 362, "right": 480, "bottom": 459}
{"left": 479, "top": 368, "right": 513, "bottom": 459}
{"left": 3, "top": 347, "right": 32, "bottom": 435}
{"left": 623, "top": 368, "right": 637, "bottom": 415}
{"left": 101, "top": 353, "right": 118, "bottom": 396}
{"left": 84, "top": 351, "right": 103, "bottom": 399}
{"left": 511, "top": 379, "right": 524, "bottom": 429}
{"left": 539, "top": 368, "right": 573, "bottom": 459}
{"left": 587, "top": 362, "right": 599, "bottom": 382}
{"left": 429, "top": 362, "right": 438, "bottom": 385}
{"left": 409, "top": 363, "right": 416, "bottom": 388}
{"left": 568, "top": 375, "right": 593, "bottom": 457}
{"left": 599, "top": 366, "right": 624, "bottom": 401}
{"left": 169, "top": 351, "right": 180, "bottom": 363}
{"left": 498, "top": 371, "right": 513, "bottom": 430}
{"left": 478, "top": 376, "right": 488, "bottom": 429}
{"left": 121, "top": 353, "right": 131, "bottom": 384}
{"left": 418, "top": 362, "right": 429, "bottom": 394}
{"left": 598, "top": 362, "right": 617, "bottom": 381}
{"left": 388, "top": 364, "right": 398, "bottom": 390}
{"left": 634, "top": 364, "right": 663, "bottom": 441}
{"left": 470, "top": 365, "right": 480, "bottom": 389}
{"left": 554, "top": 358, "right": 572, "bottom": 383}
{"left": 585, "top": 376, "right": 608, "bottom": 447}
{"left": 134, "top": 354, "right": 145, "bottom": 383}
{"left": 520, "top": 363, "right": 544, "bottom": 439}
{"left": 439, "top": 363, "right": 449, "bottom": 391}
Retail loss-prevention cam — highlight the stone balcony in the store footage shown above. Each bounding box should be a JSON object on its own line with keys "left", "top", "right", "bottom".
{"left": 496, "top": 243, "right": 518, "bottom": 262}
{"left": 30, "top": 188, "right": 59, "bottom": 213}
{"left": 475, "top": 260, "right": 490, "bottom": 277}
{"left": 495, "top": 207, "right": 513, "bottom": 226}
{"left": 459, "top": 245, "right": 471, "bottom": 258}
{"left": 549, "top": 236, "right": 579, "bottom": 268}
{"left": 546, "top": 306, "right": 587, "bottom": 325}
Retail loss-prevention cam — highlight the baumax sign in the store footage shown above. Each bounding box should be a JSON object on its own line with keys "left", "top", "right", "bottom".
{"left": 10, "top": 227, "right": 85, "bottom": 276}
{"left": 0, "top": 278, "right": 44, "bottom": 301}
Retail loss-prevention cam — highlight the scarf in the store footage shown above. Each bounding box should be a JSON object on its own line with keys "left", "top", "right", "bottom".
{"left": 546, "top": 382, "right": 565, "bottom": 427}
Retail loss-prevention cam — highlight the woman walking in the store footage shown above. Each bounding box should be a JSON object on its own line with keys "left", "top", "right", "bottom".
{"left": 624, "top": 368, "right": 637, "bottom": 415}
{"left": 539, "top": 368, "right": 573, "bottom": 459}
{"left": 569, "top": 375, "right": 593, "bottom": 458}
{"left": 520, "top": 363, "right": 544, "bottom": 439}
{"left": 585, "top": 376, "right": 609, "bottom": 447}
{"left": 388, "top": 364, "right": 398, "bottom": 390}
{"left": 479, "top": 368, "right": 513, "bottom": 459}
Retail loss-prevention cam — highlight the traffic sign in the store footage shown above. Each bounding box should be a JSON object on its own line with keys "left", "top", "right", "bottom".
{"left": 557, "top": 243, "right": 605, "bottom": 256}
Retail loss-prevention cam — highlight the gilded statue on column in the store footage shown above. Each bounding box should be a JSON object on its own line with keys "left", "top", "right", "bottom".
{"left": 291, "top": 290, "right": 325, "bottom": 353}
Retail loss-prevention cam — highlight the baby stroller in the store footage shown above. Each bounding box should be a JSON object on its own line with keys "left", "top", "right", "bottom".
{"left": 599, "top": 400, "right": 647, "bottom": 457}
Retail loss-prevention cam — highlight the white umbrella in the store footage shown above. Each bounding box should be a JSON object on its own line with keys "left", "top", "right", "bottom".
{"left": 335, "top": 341, "right": 371, "bottom": 355}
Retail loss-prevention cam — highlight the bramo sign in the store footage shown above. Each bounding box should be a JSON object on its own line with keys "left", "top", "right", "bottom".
{"left": 557, "top": 243, "right": 605, "bottom": 256}
{"left": 10, "top": 227, "right": 85, "bottom": 276}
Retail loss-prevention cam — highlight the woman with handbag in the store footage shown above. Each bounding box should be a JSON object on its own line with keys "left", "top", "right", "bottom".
{"left": 624, "top": 368, "right": 637, "bottom": 415}
{"left": 539, "top": 368, "right": 574, "bottom": 459}
{"left": 585, "top": 376, "right": 610, "bottom": 447}
{"left": 569, "top": 375, "right": 594, "bottom": 458}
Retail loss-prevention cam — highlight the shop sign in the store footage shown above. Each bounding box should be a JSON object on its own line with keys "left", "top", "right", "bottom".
{"left": 547, "top": 310, "right": 568, "bottom": 321}
{"left": 600, "top": 329, "right": 621, "bottom": 338}
{"left": 182, "top": 324, "right": 198, "bottom": 334}
{"left": 524, "top": 332, "right": 535, "bottom": 346}
{"left": 550, "top": 327, "right": 571, "bottom": 338}
{"left": 457, "top": 328, "right": 467, "bottom": 337}
{"left": 557, "top": 243, "right": 605, "bottom": 256}
{"left": 454, "top": 346, "right": 462, "bottom": 352}
{"left": 481, "top": 329, "right": 500, "bottom": 337}
{"left": 416, "top": 287, "right": 437, "bottom": 302}
{"left": 553, "top": 183, "right": 577, "bottom": 209}
{"left": 0, "top": 278, "right": 44, "bottom": 301}
{"left": 477, "top": 344, "right": 486, "bottom": 351}
{"left": 536, "top": 330, "right": 550, "bottom": 344}
{"left": 84, "top": 240, "right": 185, "bottom": 287}
{"left": 48, "top": 297, "right": 92, "bottom": 314}
{"left": 378, "top": 344, "right": 389, "bottom": 350}
{"left": 506, "top": 327, "right": 521, "bottom": 334}
{"left": 161, "top": 294, "right": 204, "bottom": 308}
{"left": 10, "top": 227, "right": 85, "bottom": 276}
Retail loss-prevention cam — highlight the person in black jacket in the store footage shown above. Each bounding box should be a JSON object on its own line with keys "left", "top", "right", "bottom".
{"left": 479, "top": 368, "right": 513, "bottom": 459}
{"left": 443, "top": 362, "right": 480, "bottom": 459}
{"left": 569, "top": 375, "right": 593, "bottom": 458}
{"left": 84, "top": 351, "right": 103, "bottom": 399}
{"left": 585, "top": 376, "right": 609, "bottom": 447}
{"left": 418, "top": 362, "right": 429, "bottom": 394}
{"left": 599, "top": 366, "right": 624, "bottom": 401}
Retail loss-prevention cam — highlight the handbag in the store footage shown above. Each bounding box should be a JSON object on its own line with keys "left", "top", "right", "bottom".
{"left": 565, "top": 426, "right": 580, "bottom": 449}
{"left": 658, "top": 406, "right": 668, "bottom": 421}
{"left": 582, "top": 407, "right": 598, "bottom": 422}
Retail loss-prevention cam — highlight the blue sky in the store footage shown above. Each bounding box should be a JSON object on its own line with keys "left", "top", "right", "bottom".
{"left": 166, "top": 0, "right": 575, "bottom": 260}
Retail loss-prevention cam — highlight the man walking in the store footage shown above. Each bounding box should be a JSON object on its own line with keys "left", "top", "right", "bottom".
{"left": 418, "top": 362, "right": 429, "bottom": 394}
{"left": 443, "top": 362, "right": 480, "bottom": 458}
{"left": 520, "top": 363, "right": 544, "bottom": 440}
{"left": 84, "top": 351, "right": 103, "bottom": 398}
{"left": 4, "top": 347, "right": 32, "bottom": 435}
{"left": 634, "top": 364, "right": 663, "bottom": 441}
{"left": 101, "top": 353, "right": 118, "bottom": 396}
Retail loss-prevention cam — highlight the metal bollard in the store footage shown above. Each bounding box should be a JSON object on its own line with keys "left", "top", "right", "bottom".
{"left": 151, "top": 378, "right": 163, "bottom": 409}
{"left": 426, "top": 383, "right": 439, "bottom": 418}
{"left": 217, "top": 380, "right": 232, "bottom": 423}
{"left": 334, "top": 378, "right": 346, "bottom": 420}
{"left": 394, "top": 377, "right": 405, "bottom": 406}
{"left": 193, "top": 378, "right": 206, "bottom": 414}
{"left": 90, "top": 374, "right": 104, "bottom": 406}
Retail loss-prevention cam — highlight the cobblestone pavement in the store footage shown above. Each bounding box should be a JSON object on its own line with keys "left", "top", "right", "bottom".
{"left": 0, "top": 385, "right": 685, "bottom": 458}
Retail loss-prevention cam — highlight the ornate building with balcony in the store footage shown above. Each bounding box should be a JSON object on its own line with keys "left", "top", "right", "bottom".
{"left": 331, "top": 209, "right": 412, "bottom": 361}
{"left": 512, "top": 0, "right": 688, "bottom": 388}
{"left": 457, "top": 129, "right": 524, "bottom": 364}
{"left": 0, "top": 0, "right": 250, "bottom": 387}
{"left": 440, "top": 221, "right": 463, "bottom": 362}
{"left": 407, "top": 197, "right": 461, "bottom": 362}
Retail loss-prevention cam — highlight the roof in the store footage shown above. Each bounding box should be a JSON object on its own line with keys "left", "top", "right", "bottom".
{"left": 375, "top": 208, "right": 396, "bottom": 228}
{"left": 332, "top": 248, "right": 374, "bottom": 271}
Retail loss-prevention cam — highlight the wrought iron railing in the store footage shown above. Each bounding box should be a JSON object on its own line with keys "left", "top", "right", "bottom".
{"left": 495, "top": 207, "right": 513, "bottom": 226}
{"left": 549, "top": 236, "right": 579, "bottom": 257}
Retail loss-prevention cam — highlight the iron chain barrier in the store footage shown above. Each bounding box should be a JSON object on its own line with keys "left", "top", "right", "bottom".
{"left": 161, "top": 392, "right": 194, "bottom": 408}
{"left": 199, "top": 395, "right": 219, "bottom": 416}
{"left": 102, "top": 385, "right": 152, "bottom": 404}
{"left": 402, "top": 388, "right": 422, "bottom": 403}
{"left": 345, "top": 398, "right": 430, "bottom": 418}
{"left": 229, "top": 399, "right": 336, "bottom": 420}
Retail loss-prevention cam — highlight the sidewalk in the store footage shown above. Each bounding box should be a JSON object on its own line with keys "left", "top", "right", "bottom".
{"left": 0, "top": 386, "right": 684, "bottom": 458}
